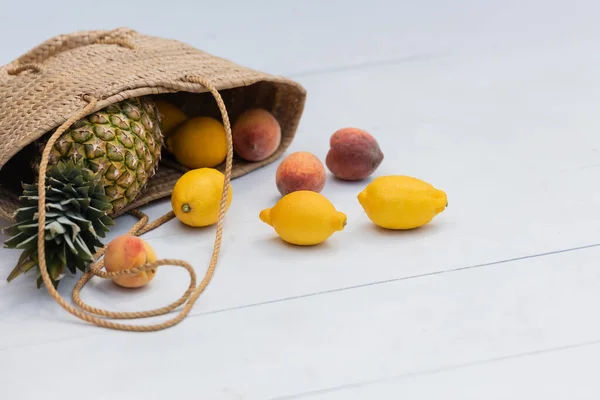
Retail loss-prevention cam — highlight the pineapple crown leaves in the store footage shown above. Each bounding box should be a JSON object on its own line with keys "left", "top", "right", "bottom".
{"left": 3, "top": 159, "right": 115, "bottom": 288}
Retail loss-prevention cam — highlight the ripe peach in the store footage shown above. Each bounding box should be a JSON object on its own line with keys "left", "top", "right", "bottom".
{"left": 103, "top": 235, "right": 157, "bottom": 288}
{"left": 325, "top": 128, "right": 384, "bottom": 181}
{"left": 275, "top": 151, "right": 326, "bottom": 196}
{"left": 232, "top": 108, "right": 281, "bottom": 161}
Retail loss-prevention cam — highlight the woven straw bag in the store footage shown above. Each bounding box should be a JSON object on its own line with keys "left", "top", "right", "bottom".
{"left": 0, "top": 27, "right": 306, "bottom": 220}
{"left": 0, "top": 27, "right": 306, "bottom": 331}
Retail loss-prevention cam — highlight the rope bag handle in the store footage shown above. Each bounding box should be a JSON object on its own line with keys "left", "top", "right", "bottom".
{"left": 7, "top": 29, "right": 235, "bottom": 331}
{"left": 7, "top": 27, "right": 136, "bottom": 75}
{"left": 33, "top": 74, "right": 233, "bottom": 331}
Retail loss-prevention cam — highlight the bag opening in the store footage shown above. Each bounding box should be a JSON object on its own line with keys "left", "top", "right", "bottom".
{"left": 0, "top": 79, "right": 304, "bottom": 220}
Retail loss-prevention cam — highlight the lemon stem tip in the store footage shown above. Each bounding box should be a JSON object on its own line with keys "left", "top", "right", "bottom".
{"left": 334, "top": 212, "right": 347, "bottom": 231}
{"left": 259, "top": 209, "right": 272, "bottom": 226}
{"left": 357, "top": 191, "right": 366, "bottom": 204}
{"left": 181, "top": 204, "right": 191, "bottom": 213}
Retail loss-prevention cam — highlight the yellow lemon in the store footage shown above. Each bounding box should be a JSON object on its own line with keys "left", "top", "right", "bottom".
{"left": 358, "top": 175, "right": 447, "bottom": 230}
{"left": 166, "top": 116, "right": 228, "bottom": 168}
{"left": 260, "top": 190, "right": 347, "bottom": 245}
{"left": 154, "top": 99, "right": 187, "bottom": 135}
{"left": 171, "top": 168, "right": 232, "bottom": 227}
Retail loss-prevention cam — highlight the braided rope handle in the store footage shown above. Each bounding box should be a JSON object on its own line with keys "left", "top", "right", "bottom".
{"left": 7, "top": 28, "right": 136, "bottom": 75}
{"left": 35, "top": 75, "right": 234, "bottom": 331}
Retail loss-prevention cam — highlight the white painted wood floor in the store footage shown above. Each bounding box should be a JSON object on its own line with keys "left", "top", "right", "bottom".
{"left": 2, "top": 1, "right": 600, "bottom": 398}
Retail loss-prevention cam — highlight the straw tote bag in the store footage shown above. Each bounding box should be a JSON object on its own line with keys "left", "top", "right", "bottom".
{"left": 0, "top": 27, "right": 306, "bottom": 331}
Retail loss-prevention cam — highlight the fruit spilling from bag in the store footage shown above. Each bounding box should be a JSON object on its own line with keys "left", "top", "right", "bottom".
{"left": 0, "top": 27, "right": 309, "bottom": 331}
{"left": 0, "top": 29, "right": 450, "bottom": 338}
{"left": 4, "top": 96, "right": 165, "bottom": 288}
{"left": 1, "top": 85, "right": 449, "bottom": 290}
{"left": 1, "top": 93, "right": 291, "bottom": 288}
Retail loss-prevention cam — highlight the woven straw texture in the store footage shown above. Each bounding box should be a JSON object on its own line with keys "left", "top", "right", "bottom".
{"left": 0, "top": 27, "right": 306, "bottom": 220}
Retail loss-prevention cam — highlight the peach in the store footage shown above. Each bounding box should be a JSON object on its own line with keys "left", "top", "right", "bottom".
{"left": 103, "top": 235, "right": 157, "bottom": 288}
{"left": 232, "top": 108, "right": 281, "bottom": 161}
{"left": 325, "top": 128, "right": 384, "bottom": 181}
{"left": 275, "top": 151, "right": 326, "bottom": 196}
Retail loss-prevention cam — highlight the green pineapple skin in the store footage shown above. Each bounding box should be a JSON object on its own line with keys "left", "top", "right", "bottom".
{"left": 42, "top": 97, "right": 163, "bottom": 215}
{"left": 4, "top": 160, "right": 114, "bottom": 288}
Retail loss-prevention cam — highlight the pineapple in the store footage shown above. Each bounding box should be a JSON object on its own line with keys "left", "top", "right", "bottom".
{"left": 34, "top": 96, "right": 164, "bottom": 215}
{"left": 4, "top": 96, "right": 164, "bottom": 287}
{"left": 4, "top": 160, "right": 114, "bottom": 288}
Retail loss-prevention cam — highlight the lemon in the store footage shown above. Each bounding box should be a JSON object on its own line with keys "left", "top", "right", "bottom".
{"left": 260, "top": 190, "right": 347, "bottom": 245}
{"left": 171, "top": 168, "right": 232, "bottom": 227}
{"left": 154, "top": 99, "right": 187, "bottom": 135}
{"left": 358, "top": 175, "right": 447, "bottom": 230}
{"left": 166, "top": 116, "right": 228, "bottom": 168}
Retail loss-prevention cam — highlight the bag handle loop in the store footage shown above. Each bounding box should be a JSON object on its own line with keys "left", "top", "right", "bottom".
{"left": 35, "top": 75, "right": 233, "bottom": 331}
{"left": 7, "top": 28, "right": 136, "bottom": 75}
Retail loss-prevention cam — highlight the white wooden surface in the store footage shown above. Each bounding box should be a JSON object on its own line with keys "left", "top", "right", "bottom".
{"left": 1, "top": 1, "right": 600, "bottom": 399}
